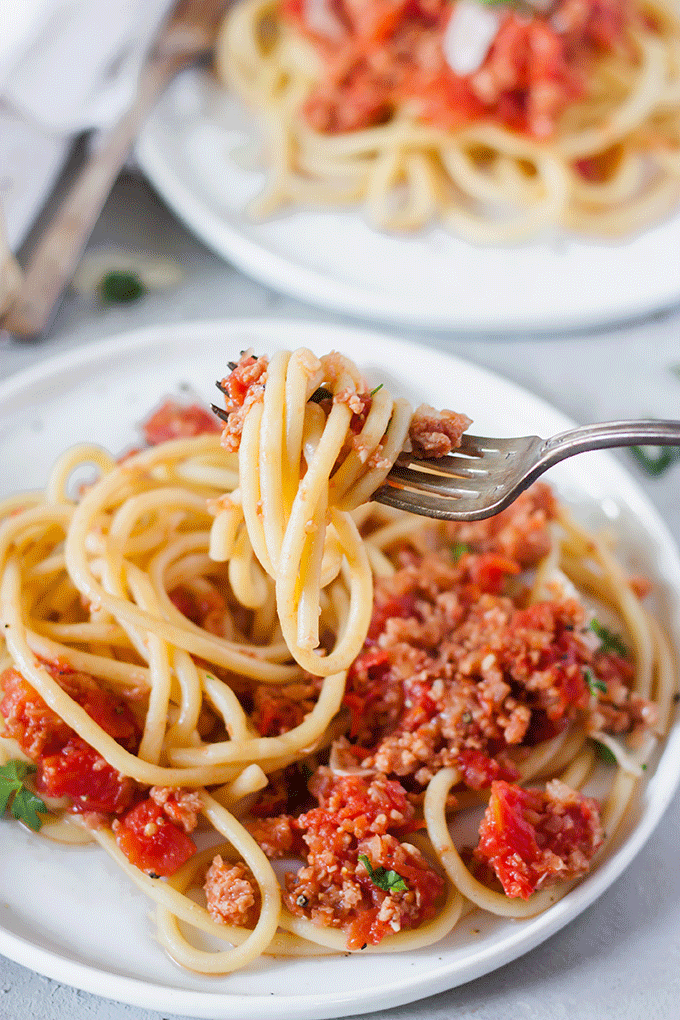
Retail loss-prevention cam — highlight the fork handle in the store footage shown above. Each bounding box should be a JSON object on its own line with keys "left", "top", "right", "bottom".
{"left": 0, "top": 54, "right": 179, "bottom": 342}
{"left": 539, "top": 419, "right": 680, "bottom": 468}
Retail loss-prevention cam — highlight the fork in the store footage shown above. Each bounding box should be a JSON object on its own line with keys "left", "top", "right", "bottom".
{"left": 374, "top": 420, "right": 680, "bottom": 521}
{"left": 1, "top": 0, "right": 230, "bottom": 342}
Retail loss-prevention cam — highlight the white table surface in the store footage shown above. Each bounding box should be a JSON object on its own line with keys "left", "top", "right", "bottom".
{"left": 1, "top": 170, "right": 680, "bottom": 1020}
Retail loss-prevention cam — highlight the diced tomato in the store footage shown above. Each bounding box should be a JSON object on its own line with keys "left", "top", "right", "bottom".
{"left": 346, "top": 837, "right": 444, "bottom": 949}
{"left": 302, "top": 771, "right": 413, "bottom": 833}
{"left": 0, "top": 668, "right": 72, "bottom": 759}
{"left": 39, "top": 739, "right": 137, "bottom": 814}
{"left": 400, "top": 677, "right": 437, "bottom": 732}
{"left": 61, "top": 679, "right": 139, "bottom": 752}
{"left": 456, "top": 747, "right": 519, "bottom": 790}
{"left": 367, "top": 593, "right": 417, "bottom": 640}
{"left": 476, "top": 780, "right": 602, "bottom": 898}
{"left": 344, "top": 646, "right": 392, "bottom": 738}
{"left": 222, "top": 354, "right": 268, "bottom": 410}
{"left": 168, "top": 584, "right": 227, "bottom": 636}
{"left": 511, "top": 603, "right": 590, "bottom": 720}
{"left": 0, "top": 665, "right": 142, "bottom": 815}
{"left": 142, "top": 400, "right": 220, "bottom": 446}
{"left": 115, "top": 798, "right": 197, "bottom": 876}
{"left": 464, "top": 553, "right": 521, "bottom": 598}
{"left": 253, "top": 694, "right": 307, "bottom": 738}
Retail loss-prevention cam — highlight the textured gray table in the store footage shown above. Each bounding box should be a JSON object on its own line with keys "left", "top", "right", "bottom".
{"left": 2, "top": 171, "right": 680, "bottom": 1020}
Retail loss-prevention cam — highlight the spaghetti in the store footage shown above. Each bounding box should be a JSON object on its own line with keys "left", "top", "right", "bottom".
{"left": 0, "top": 347, "right": 675, "bottom": 976}
{"left": 215, "top": 0, "right": 680, "bottom": 241}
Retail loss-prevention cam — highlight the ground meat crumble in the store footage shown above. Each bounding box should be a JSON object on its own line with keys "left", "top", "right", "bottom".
{"left": 215, "top": 352, "right": 472, "bottom": 465}
{"left": 341, "top": 484, "right": 652, "bottom": 789}
{"left": 149, "top": 786, "right": 202, "bottom": 833}
{"left": 408, "top": 404, "right": 473, "bottom": 457}
{"left": 237, "top": 481, "right": 656, "bottom": 937}
{"left": 247, "top": 770, "right": 444, "bottom": 949}
{"left": 204, "top": 857, "right": 260, "bottom": 927}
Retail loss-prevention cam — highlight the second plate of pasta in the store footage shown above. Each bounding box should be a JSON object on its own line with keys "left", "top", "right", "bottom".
{"left": 136, "top": 62, "right": 680, "bottom": 332}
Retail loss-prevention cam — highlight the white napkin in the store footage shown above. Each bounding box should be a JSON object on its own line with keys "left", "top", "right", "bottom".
{"left": 0, "top": 0, "right": 174, "bottom": 251}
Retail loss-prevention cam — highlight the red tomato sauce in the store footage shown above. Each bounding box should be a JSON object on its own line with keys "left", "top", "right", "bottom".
{"left": 0, "top": 665, "right": 196, "bottom": 875}
{"left": 282, "top": 0, "right": 629, "bottom": 139}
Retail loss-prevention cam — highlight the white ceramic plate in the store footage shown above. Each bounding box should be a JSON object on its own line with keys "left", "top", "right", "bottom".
{"left": 136, "top": 71, "right": 680, "bottom": 334}
{"left": 0, "top": 318, "right": 679, "bottom": 1020}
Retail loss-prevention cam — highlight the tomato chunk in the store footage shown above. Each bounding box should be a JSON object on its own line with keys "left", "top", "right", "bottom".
{"left": 0, "top": 665, "right": 141, "bottom": 815}
{"left": 142, "top": 399, "right": 221, "bottom": 445}
{"left": 39, "top": 739, "right": 137, "bottom": 814}
{"left": 114, "top": 798, "right": 197, "bottom": 876}
{"left": 0, "top": 668, "right": 71, "bottom": 758}
{"left": 475, "top": 779, "right": 603, "bottom": 899}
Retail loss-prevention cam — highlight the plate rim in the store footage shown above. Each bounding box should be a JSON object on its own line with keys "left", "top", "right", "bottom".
{"left": 134, "top": 70, "right": 680, "bottom": 335}
{"left": 1, "top": 316, "right": 679, "bottom": 1020}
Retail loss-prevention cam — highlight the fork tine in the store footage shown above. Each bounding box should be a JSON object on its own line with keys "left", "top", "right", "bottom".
{"left": 372, "top": 485, "right": 460, "bottom": 517}
{"left": 215, "top": 379, "right": 229, "bottom": 395}
{"left": 211, "top": 403, "right": 230, "bottom": 423}
{"left": 374, "top": 483, "right": 522, "bottom": 522}
{"left": 386, "top": 467, "right": 483, "bottom": 494}
{"left": 393, "top": 457, "right": 490, "bottom": 480}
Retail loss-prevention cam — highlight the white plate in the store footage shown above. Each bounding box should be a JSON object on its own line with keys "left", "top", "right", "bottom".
{"left": 136, "top": 70, "right": 680, "bottom": 334}
{"left": 0, "top": 318, "right": 679, "bottom": 1020}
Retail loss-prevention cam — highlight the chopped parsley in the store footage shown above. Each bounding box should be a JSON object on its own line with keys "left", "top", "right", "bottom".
{"left": 589, "top": 619, "right": 630, "bottom": 659}
{"left": 630, "top": 445, "right": 680, "bottom": 477}
{"left": 593, "top": 740, "right": 617, "bottom": 765}
{"left": 99, "top": 269, "right": 146, "bottom": 304}
{"left": 584, "top": 667, "right": 607, "bottom": 697}
{"left": 358, "top": 854, "right": 409, "bottom": 893}
{"left": 450, "top": 542, "right": 470, "bottom": 563}
{"left": 369, "top": 384, "right": 384, "bottom": 397}
{"left": 0, "top": 760, "right": 48, "bottom": 832}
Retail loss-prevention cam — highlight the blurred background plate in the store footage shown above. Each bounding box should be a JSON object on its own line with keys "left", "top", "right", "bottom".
{"left": 136, "top": 70, "right": 680, "bottom": 334}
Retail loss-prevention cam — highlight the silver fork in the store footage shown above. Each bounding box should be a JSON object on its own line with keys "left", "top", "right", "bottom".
{"left": 374, "top": 420, "right": 680, "bottom": 521}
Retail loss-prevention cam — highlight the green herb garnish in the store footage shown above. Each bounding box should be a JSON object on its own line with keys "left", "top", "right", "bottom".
{"left": 584, "top": 668, "right": 607, "bottom": 697}
{"left": 358, "top": 854, "right": 409, "bottom": 893}
{"left": 369, "top": 384, "right": 383, "bottom": 397}
{"left": 450, "top": 542, "right": 470, "bottom": 563}
{"left": 590, "top": 619, "right": 630, "bottom": 659}
{"left": 0, "top": 760, "right": 48, "bottom": 831}
{"left": 630, "top": 445, "right": 680, "bottom": 477}
{"left": 593, "top": 740, "right": 617, "bottom": 765}
{"left": 99, "top": 269, "right": 146, "bottom": 304}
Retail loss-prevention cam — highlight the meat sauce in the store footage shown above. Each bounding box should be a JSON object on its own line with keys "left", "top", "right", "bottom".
{"left": 0, "top": 394, "right": 652, "bottom": 944}
{"left": 0, "top": 665, "right": 197, "bottom": 877}
{"left": 246, "top": 770, "right": 444, "bottom": 948}
{"left": 476, "top": 779, "right": 603, "bottom": 897}
{"left": 282, "top": 0, "right": 629, "bottom": 139}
